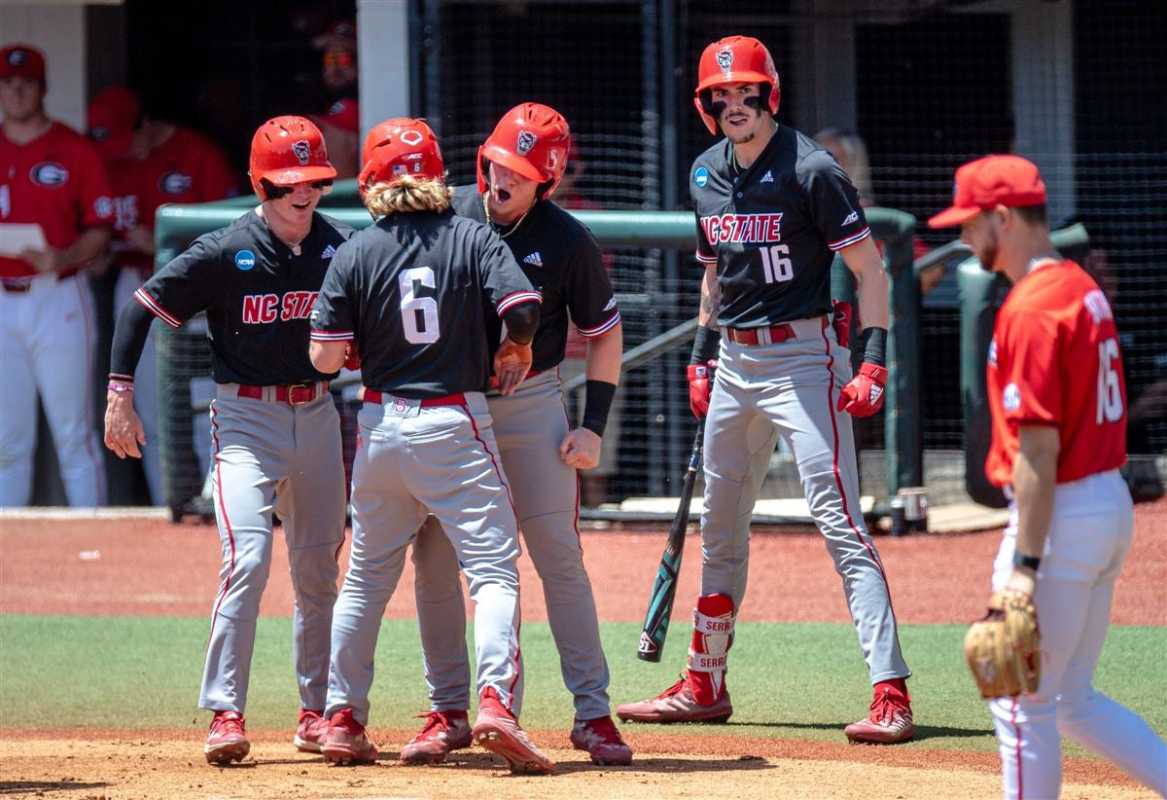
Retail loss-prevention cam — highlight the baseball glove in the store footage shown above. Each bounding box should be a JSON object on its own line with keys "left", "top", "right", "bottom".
{"left": 963, "top": 590, "right": 1041, "bottom": 699}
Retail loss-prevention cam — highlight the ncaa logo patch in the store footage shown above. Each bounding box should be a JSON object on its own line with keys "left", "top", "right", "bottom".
{"left": 292, "top": 140, "right": 311, "bottom": 165}
{"left": 234, "top": 249, "right": 257, "bottom": 271}
{"left": 8, "top": 49, "right": 28, "bottom": 67}
{"left": 516, "top": 130, "right": 537, "bottom": 155}
{"left": 29, "top": 162, "right": 69, "bottom": 187}
{"left": 693, "top": 166, "right": 709, "bottom": 188}
{"left": 158, "top": 171, "right": 193, "bottom": 195}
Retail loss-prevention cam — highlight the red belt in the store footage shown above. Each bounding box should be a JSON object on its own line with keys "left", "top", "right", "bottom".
{"left": 725, "top": 317, "right": 827, "bottom": 346}
{"left": 236, "top": 382, "right": 329, "bottom": 405}
{"left": 362, "top": 389, "right": 466, "bottom": 407}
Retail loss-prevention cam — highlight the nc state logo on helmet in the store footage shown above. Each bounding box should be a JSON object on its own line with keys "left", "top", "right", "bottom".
{"left": 476, "top": 102, "right": 570, "bottom": 199}
{"left": 249, "top": 116, "right": 337, "bottom": 199}
{"left": 693, "top": 35, "right": 780, "bottom": 135}
{"left": 358, "top": 117, "right": 444, "bottom": 193}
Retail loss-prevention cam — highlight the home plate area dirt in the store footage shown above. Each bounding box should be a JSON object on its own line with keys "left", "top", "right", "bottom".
{"left": 1, "top": 730, "right": 1158, "bottom": 800}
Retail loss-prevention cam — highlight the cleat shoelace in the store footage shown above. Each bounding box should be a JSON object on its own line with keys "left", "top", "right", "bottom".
{"left": 656, "top": 675, "right": 689, "bottom": 700}
{"left": 869, "top": 689, "right": 909, "bottom": 726}
{"left": 416, "top": 710, "right": 456, "bottom": 738}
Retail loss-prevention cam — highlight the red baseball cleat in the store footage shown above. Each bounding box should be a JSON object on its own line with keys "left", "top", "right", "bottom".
{"left": 570, "top": 715, "right": 633, "bottom": 765}
{"left": 472, "top": 688, "right": 555, "bottom": 774}
{"left": 844, "top": 685, "right": 915, "bottom": 744}
{"left": 321, "top": 707, "right": 379, "bottom": 765}
{"left": 400, "top": 709, "right": 473, "bottom": 765}
{"left": 204, "top": 710, "right": 250, "bottom": 765}
{"left": 292, "top": 708, "right": 327, "bottom": 753}
{"left": 615, "top": 673, "right": 733, "bottom": 724}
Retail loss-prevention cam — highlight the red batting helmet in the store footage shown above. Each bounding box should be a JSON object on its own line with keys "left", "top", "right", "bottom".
{"left": 693, "top": 36, "right": 780, "bottom": 135}
{"left": 358, "top": 117, "right": 444, "bottom": 193}
{"left": 248, "top": 115, "right": 337, "bottom": 199}
{"left": 476, "top": 103, "right": 570, "bottom": 199}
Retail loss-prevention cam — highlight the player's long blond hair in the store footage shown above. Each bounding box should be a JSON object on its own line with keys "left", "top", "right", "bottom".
{"left": 363, "top": 174, "right": 453, "bottom": 217}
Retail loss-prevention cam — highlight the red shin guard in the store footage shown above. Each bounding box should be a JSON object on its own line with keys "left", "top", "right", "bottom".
{"left": 687, "top": 593, "right": 735, "bottom": 705}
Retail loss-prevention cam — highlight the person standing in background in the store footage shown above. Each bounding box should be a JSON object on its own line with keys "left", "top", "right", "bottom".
{"left": 0, "top": 43, "right": 113, "bottom": 507}
{"left": 88, "top": 85, "right": 238, "bottom": 505}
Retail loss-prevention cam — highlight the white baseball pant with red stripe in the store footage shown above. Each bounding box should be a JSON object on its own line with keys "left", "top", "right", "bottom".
{"left": 699, "top": 314, "right": 909, "bottom": 682}
{"left": 989, "top": 470, "right": 1167, "bottom": 799}
{"left": 326, "top": 391, "right": 524, "bottom": 724}
{"left": 411, "top": 371, "right": 611, "bottom": 720}
{"left": 0, "top": 273, "right": 105, "bottom": 507}
{"left": 199, "top": 384, "right": 345, "bottom": 714}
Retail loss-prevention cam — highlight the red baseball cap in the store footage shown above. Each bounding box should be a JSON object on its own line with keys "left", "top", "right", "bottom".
{"left": 88, "top": 86, "right": 141, "bottom": 160}
{"left": 0, "top": 43, "right": 46, "bottom": 82}
{"left": 928, "top": 155, "right": 1047, "bottom": 228}
{"left": 311, "top": 98, "right": 359, "bottom": 134}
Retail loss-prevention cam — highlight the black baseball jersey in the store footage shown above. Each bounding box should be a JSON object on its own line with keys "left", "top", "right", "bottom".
{"left": 452, "top": 185, "right": 619, "bottom": 373}
{"left": 691, "top": 124, "right": 870, "bottom": 328}
{"left": 133, "top": 209, "right": 353, "bottom": 384}
{"left": 309, "top": 210, "right": 539, "bottom": 398}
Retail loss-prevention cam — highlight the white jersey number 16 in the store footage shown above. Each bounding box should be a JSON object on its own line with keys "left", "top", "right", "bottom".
{"left": 400, "top": 267, "right": 440, "bottom": 344}
{"left": 760, "top": 244, "right": 794, "bottom": 284}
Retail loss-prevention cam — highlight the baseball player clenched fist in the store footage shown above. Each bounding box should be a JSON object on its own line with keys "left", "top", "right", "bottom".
{"left": 308, "top": 119, "right": 555, "bottom": 774}
{"left": 930, "top": 156, "right": 1167, "bottom": 799}
{"left": 617, "top": 35, "right": 914, "bottom": 744}
{"left": 403, "top": 104, "right": 630, "bottom": 767}
{"left": 106, "top": 116, "right": 350, "bottom": 764}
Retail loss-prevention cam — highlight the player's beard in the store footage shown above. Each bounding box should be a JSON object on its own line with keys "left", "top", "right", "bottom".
{"left": 721, "top": 109, "right": 763, "bottom": 145}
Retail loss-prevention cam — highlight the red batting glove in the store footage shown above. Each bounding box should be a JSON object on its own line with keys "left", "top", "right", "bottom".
{"left": 344, "top": 344, "right": 361, "bottom": 371}
{"left": 837, "top": 363, "right": 888, "bottom": 417}
{"left": 687, "top": 361, "right": 716, "bottom": 419}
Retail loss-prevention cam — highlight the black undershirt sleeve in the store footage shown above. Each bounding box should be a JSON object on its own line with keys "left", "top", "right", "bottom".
{"left": 501, "top": 301, "right": 540, "bottom": 345}
{"left": 109, "top": 299, "right": 154, "bottom": 381}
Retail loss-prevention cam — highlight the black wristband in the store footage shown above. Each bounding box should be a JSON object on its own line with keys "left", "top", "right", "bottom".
{"left": 856, "top": 326, "right": 887, "bottom": 367}
{"left": 581, "top": 380, "right": 617, "bottom": 438}
{"left": 690, "top": 324, "right": 721, "bottom": 364}
{"left": 1012, "top": 551, "right": 1041, "bottom": 571}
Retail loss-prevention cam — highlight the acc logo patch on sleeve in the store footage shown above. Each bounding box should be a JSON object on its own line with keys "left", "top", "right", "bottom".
{"left": 1003, "top": 382, "right": 1021, "bottom": 412}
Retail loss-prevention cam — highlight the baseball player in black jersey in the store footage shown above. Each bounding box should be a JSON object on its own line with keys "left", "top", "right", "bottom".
{"left": 308, "top": 118, "right": 556, "bottom": 774}
{"left": 616, "top": 35, "right": 914, "bottom": 744}
{"left": 403, "top": 103, "right": 631, "bottom": 767}
{"left": 104, "top": 116, "right": 350, "bottom": 763}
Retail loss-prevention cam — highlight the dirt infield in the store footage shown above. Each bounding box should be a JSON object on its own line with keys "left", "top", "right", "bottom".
{"left": 1, "top": 498, "right": 1163, "bottom": 798}
{"left": 1, "top": 497, "right": 1163, "bottom": 625}
{"left": 1, "top": 730, "right": 1159, "bottom": 800}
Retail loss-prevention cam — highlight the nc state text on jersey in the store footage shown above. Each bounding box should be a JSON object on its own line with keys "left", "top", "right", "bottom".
{"left": 699, "top": 212, "right": 784, "bottom": 245}
{"left": 242, "top": 291, "right": 319, "bottom": 324}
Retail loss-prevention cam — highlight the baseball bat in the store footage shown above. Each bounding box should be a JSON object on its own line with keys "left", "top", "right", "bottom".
{"left": 637, "top": 420, "right": 705, "bottom": 662}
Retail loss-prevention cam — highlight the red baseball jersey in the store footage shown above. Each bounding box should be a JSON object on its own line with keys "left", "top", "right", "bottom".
{"left": 107, "top": 127, "right": 238, "bottom": 272}
{"left": 985, "top": 258, "right": 1127, "bottom": 487}
{"left": 0, "top": 122, "right": 113, "bottom": 278}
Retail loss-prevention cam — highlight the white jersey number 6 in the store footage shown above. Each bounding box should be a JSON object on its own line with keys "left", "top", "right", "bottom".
{"left": 400, "top": 267, "right": 440, "bottom": 344}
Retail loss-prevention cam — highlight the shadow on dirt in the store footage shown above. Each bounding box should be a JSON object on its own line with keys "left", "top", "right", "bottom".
{"left": 0, "top": 781, "right": 110, "bottom": 795}
{"left": 724, "top": 720, "right": 994, "bottom": 742}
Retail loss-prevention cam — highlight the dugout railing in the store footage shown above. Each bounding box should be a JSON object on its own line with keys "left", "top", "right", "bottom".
{"left": 153, "top": 200, "right": 1089, "bottom": 523}
{"left": 153, "top": 199, "right": 929, "bottom": 523}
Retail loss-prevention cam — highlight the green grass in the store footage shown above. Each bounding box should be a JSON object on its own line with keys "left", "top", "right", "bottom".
{"left": 3, "top": 616, "right": 1164, "bottom": 754}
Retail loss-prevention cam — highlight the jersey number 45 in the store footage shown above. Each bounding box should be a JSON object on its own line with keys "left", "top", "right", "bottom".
{"left": 401, "top": 267, "right": 440, "bottom": 344}
{"left": 760, "top": 244, "right": 794, "bottom": 284}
